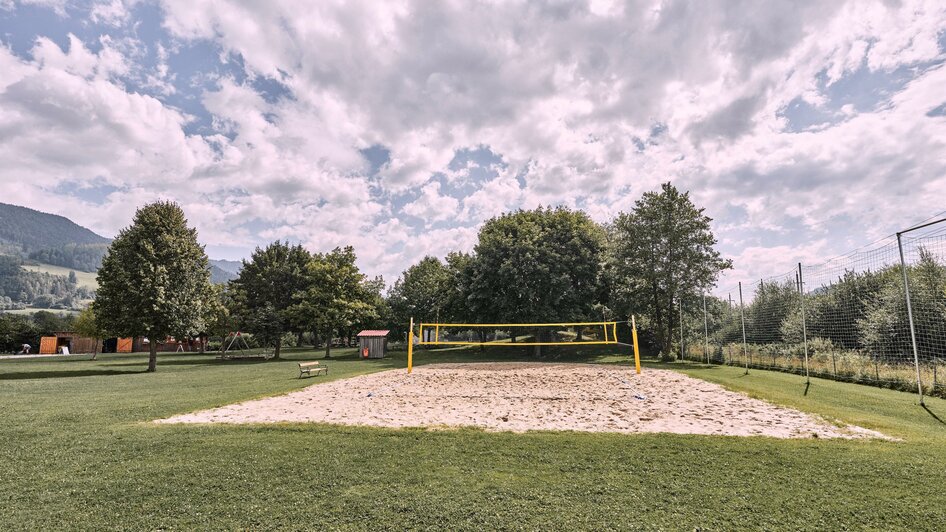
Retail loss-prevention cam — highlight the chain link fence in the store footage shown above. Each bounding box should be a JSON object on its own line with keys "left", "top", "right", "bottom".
{"left": 680, "top": 218, "right": 946, "bottom": 400}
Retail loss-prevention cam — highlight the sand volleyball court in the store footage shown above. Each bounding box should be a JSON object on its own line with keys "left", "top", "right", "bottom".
{"left": 157, "top": 363, "right": 886, "bottom": 439}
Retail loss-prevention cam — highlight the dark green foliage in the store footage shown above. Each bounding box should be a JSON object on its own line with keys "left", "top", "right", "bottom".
{"left": 28, "top": 243, "right": 109, "bottom": 272}
{"left": 95, "top": 202, "right": 214, "bottom": 372}
{"left": 0, "top": 310, "right": 75, "bottom": 352}
{"left": 291, "top": 246, "right": 379, "bottom": 357}
{"left": 0, "top": 202, "right": 108, "bottom": 255}
{"left": 229, "top": 241, "right": 312, "bottom": 358}
{"left": 0, "top": 313, "right": 37, "bottom": 352}
{"left": 471, "top": 206, "right": 605, "bottom": 323}
{"left": 747, "top": 280, "right": 798, "bottom": 344}
{"left": 388, "top": 256, "right": 452, "bottom": 326}
{"left": 607, "top": 183, "right": 731, "bottom": 358}
{"left": 857, "top": 250, "right": 946, "bottom": 362}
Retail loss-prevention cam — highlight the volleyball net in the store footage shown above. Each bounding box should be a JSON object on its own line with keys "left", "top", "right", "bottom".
{"left": 415, "top": 321, "right": 620, "bottom": 347}
{"left": 405, "top": 318, "right": 642, "bottom": 374}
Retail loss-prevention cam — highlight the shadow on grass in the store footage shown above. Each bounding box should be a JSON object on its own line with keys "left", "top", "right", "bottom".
{"left": 922, "top": 404, "right": 946, "bottom": 426}
{"left": 0, "top": 369, "right": 147, "bottom": 380}
{"left": 105, "top": 358, "right": 280, "bottom": 367}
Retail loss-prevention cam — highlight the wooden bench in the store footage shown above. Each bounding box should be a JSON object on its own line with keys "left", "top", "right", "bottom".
{"left": 298, "top": 361, "right": 328, "bottom": 378}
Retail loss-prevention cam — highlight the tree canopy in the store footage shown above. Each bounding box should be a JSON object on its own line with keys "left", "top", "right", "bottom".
{"left": 470, "top": 206, "right": 606, "bottom": 324}
{"left": 228, "top": 241, "right": 311, "bottom": 358}
{"left": 607, "top": 183, "right": 731, "bottom": 357}
{"left": 95, "top": 201, "right": 213, "bottom": 371}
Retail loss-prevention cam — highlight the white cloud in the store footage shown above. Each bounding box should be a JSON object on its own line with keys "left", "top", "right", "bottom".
{"left": 2, "top": 0, "right": 946, "bottom": 286}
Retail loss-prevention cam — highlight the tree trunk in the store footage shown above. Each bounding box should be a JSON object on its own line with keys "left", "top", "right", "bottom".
{"left": 91, "top": 338, "right": 98, "bottom": 361}
{"left": 147, "top": 339, "right": 157, "bottom": 372}
{"left": 274, "top": 337, "right": 282, "bottom": 359}
{"left": 324, "top": 329, "right": 332, "bottom": 358}
{"left": 198, "top": 335, "right": 205, "bottom": 354}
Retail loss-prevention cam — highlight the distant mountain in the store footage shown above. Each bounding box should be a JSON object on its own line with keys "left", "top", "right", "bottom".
{"left": 210, "top": 264, "right": 237, "bottom": 284}
{"left": 0, "top": 203, "right": 110, "bottom": 255}
{"left": 0, "top": 203, "right": 241, "bottom": 285}
{"left": 210, "top": 259, "right": 243, "bottom": 276}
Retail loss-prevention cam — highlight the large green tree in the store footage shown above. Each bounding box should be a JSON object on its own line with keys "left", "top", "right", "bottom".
{"left": 229, "top": 241, "right": 311, "bottom": 359}
{"left": 467, "top": 207, "right": 605, "bottom": 353}
{"left": 608, "top": 183, "right": 731, "bottom": 359}
{"left": 388, "top": 256, "right": 452, "bottom": 332}
{"left": 471, "top": 207, "right": 605, "bottom": 324}
{"left": 96, "top": 202, "right": 213, "bottom": 372}
{"left": 291, "top": 246, "right": 377, "bottom": 358}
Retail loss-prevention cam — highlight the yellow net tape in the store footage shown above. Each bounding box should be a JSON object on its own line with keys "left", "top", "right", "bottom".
{"left": 415, "top": 321, "right": 620, "bottom": 346}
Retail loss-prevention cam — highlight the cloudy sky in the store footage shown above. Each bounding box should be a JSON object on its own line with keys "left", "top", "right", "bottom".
{"left": 1, "top": 0, "right": 945, "bottom": 290}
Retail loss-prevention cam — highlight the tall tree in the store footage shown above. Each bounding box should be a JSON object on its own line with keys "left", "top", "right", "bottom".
{"left": 471, "top": 207, "right": 605, "bottom": 323}
{"left": 388, "top": 256, "right": 452, "bottom": 332}
{"left": 229, "top": 241, "right": 311, "bottom": 359}
{"left": 470, "top": 207, "right": 605, "bottom": 353}
{"left": 292, "top": 246, "right": 376, "bottom": 358}
{"left": 96, "top": 202, "right": 213, "bottom": 372}
{"left": 608, "top": 183, "right": 731, "bottom": 359}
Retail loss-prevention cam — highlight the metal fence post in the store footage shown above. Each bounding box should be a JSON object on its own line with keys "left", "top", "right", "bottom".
{"left": 797, "top": 263, "right": 810, "bottom": 384}
{"left": 739, "top": 282, "right": 748, "bottom": 375}
{"left": 728, "top": 293, "right": 734, "bottom": 365}
{"left": 680, "top": 299, "right": 685, "bottom": 360}
{"left": 703, "top": 293, "right": 709, "bottom": 364}
{"left": 897, "top": 232, "right": 925, "bottom": 406}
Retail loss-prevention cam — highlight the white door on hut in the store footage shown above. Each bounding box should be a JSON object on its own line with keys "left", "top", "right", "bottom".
{"left": 356, "top": 330, "right": 389, "bottom": 359}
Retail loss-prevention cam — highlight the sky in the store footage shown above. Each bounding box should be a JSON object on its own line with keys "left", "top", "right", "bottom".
{"left": 1, "top": 0, "right": 945, "bottom": 292}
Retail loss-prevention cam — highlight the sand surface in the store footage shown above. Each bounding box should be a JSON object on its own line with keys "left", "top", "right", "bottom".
{"left": 157, "top": 363, "right": 886, "bottom": 439}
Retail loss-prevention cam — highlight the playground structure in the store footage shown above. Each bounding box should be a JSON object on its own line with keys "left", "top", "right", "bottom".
{"left": 216, "top": 331, "right": 274, "bottom": 360}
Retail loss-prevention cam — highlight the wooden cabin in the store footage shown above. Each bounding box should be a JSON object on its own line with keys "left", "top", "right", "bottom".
{"left": 39, "top": 332, "right": 102, "bottom": 354}
{"left": 356, "top": 330, "right": 389, "bottom": 359}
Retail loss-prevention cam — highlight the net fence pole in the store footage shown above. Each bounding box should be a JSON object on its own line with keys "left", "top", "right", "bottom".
{"left": 703, "top": 292, "right": 709, "bottom": 364}
{"left": 798, "top": 263, "right": 810, "bottom": 384}
{"left": 897, "top": 232, "right": 925, "bottom": 405}
{"left": 728, "top": 293, "right": 734, "bottom": 365}
{"left": 739, "top": 281, "right": 749, "bottom": 375}
{"left": 679, "top": 299, "right": 685, "bottom": 360}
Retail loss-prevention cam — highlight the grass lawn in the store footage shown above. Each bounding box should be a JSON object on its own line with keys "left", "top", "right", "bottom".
{"left": 1, "top": 346, "right": 945, "bottom": 530}
{"left": 21, "top": 262, "right": 99, "bottom": 290}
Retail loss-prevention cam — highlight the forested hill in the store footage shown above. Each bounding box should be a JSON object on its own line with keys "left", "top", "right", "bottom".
{"left": 0, "top": 203, "right": 109, "bottom": 255}
{"left": 0, "top": 203, "right": 237, "bottom": 283}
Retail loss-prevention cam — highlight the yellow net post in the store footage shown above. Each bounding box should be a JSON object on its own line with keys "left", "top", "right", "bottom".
{"left": 407, "top": 317, "right": 414, "bottom": 374}
{"left": 631, "top": 315, "right": 641, "bottom": 375}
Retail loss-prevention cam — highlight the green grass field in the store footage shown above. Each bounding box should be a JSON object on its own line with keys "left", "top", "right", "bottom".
{"left": 21, "top": 262, "right": 99, "bottom": 290}
{"left": 2, "top": 347, "right": 945, "bottom": 530}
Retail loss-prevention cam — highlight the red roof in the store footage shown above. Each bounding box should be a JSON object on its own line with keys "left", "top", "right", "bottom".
{"left": 357, "top": 330, "right": 390, "bottom": 337}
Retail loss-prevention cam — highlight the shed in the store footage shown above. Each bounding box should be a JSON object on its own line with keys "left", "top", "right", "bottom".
{"left": 357, "top": 330, "right": 389, "bottom": 359}
{"left": 53, "top": 332, "right": 101, "bottom": 354}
